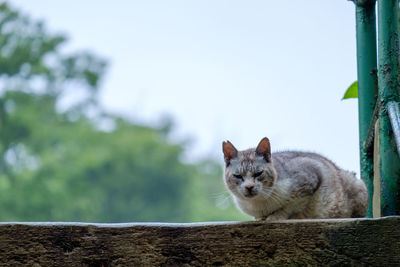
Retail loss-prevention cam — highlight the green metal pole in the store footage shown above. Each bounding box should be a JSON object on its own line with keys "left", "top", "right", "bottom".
{"left": 354, "top": 0, "right": 378, "bottom": 217}
{"left": 377, "top": 0, "right": 400, "bottom": 215}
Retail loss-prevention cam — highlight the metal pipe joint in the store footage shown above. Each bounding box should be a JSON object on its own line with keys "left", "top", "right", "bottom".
{"left": 350, "top": 0, "right": 376, "bottom": 7}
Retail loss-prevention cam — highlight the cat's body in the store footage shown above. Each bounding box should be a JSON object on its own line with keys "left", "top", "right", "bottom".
{"left": 222, "top": 138, "right": 368, "bottom": 220}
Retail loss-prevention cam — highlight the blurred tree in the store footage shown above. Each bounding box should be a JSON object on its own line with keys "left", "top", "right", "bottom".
{"left": 0, "top": 3, "right": 246, "bottom": 222}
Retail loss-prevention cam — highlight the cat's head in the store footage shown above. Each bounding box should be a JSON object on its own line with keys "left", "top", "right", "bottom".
{"left": 222, "top": 137, "right": 277, "bottom": 200}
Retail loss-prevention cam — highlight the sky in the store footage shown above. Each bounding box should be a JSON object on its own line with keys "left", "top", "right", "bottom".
{"left": 9, "top": 1, "right": 361, "bottom": 174}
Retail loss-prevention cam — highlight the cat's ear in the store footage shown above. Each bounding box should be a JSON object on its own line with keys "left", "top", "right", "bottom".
{"left": 256, "top": 137, "right": 271, "bottom": 162}
{"left": 222, "top": 140, "right": 238, "bottom": 166}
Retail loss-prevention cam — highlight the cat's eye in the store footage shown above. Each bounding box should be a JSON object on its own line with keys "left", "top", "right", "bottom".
{"left": 233, "top": 174, "right": 243, "bottom": 180}
{"left": 253, "top": 171, "right": 263, "bottom": 178}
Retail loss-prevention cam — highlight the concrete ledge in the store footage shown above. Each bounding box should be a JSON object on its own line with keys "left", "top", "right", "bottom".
{"left": 1, "top": 217, "right": 399, "bottom": 266}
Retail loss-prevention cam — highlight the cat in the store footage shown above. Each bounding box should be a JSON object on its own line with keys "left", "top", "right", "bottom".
{"left": 222, "top": 137, "right": 368, "bottom": 221}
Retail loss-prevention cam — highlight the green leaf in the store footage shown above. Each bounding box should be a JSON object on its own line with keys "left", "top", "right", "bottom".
{"left": 342, "top": 81, "right": 358, "bottom": 100}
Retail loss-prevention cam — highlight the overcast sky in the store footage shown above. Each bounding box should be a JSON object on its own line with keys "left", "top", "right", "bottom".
{"left": 10, "top": 0, "right": 360, "bottom": 173}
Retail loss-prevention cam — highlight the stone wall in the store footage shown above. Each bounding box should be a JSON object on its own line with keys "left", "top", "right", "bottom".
{"left": 0, "top": 217, "right": 399, "bottom": 266}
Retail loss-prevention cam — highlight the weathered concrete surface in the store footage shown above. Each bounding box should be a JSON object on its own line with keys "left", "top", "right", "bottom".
{"left": 0, "top": 217, "right": 399, "bottom": 266}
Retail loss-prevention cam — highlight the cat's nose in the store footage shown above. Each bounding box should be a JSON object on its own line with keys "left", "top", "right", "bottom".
{"left": 245, "top": 185, "right": 254, "bottom": 193}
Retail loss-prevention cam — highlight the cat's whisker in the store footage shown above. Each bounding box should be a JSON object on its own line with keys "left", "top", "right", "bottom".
{"left": 261, "top": 190, "right": 283, "bottom": 206}
{"left": 218, "top": 195, "right": 233, "bottom": 204}
{"left": 209, "top": 191, "right": 231, "bottom": 199}
{"left": 216, "top": 193, "right": 232, "bottom": 201}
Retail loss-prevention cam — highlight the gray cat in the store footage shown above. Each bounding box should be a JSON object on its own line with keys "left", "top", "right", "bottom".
{"left": 222, "top": 137, "right": 368, "bottom": 220}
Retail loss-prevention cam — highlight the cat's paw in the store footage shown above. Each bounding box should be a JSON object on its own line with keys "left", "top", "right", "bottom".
{"left": 255, "top": 215, "right": 280, "bottom": 221}
{"left": 262, "top": 211, "right": 289, "bottom": 222}
{"left": 264, "top": 215, "right": 283, "bottom": 222}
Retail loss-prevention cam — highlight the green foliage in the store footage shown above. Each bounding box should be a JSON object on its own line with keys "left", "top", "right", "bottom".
{"left": 0, "top": 3, "right": 245, "bottom": 222}
{"left": 342, "top": 81, "right": 358, "bottom": 100}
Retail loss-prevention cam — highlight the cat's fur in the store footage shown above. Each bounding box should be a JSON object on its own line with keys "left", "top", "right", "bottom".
{"left": 222, "top": 137, "right": 368, "bottom": 220}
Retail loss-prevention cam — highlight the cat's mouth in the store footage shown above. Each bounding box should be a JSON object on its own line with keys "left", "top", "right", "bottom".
{"left": 244, "top": 191, "right": 257, "bottom": 198}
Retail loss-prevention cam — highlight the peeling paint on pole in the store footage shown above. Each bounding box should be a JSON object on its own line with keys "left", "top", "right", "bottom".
{"left": 377, "top": 0, "right": 400, "bottom": 215}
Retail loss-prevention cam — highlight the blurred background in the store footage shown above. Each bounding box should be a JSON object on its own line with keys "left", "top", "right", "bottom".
{"left": 0, "top": 1, "right": 358, "bottom": 222}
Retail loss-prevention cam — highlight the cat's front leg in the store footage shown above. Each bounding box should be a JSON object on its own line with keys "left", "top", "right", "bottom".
{"left": 264, "top": 213, "right": 289, "bottom": 222}
{"left": 260, "top": 209, "right": 290, "bottom": 222}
